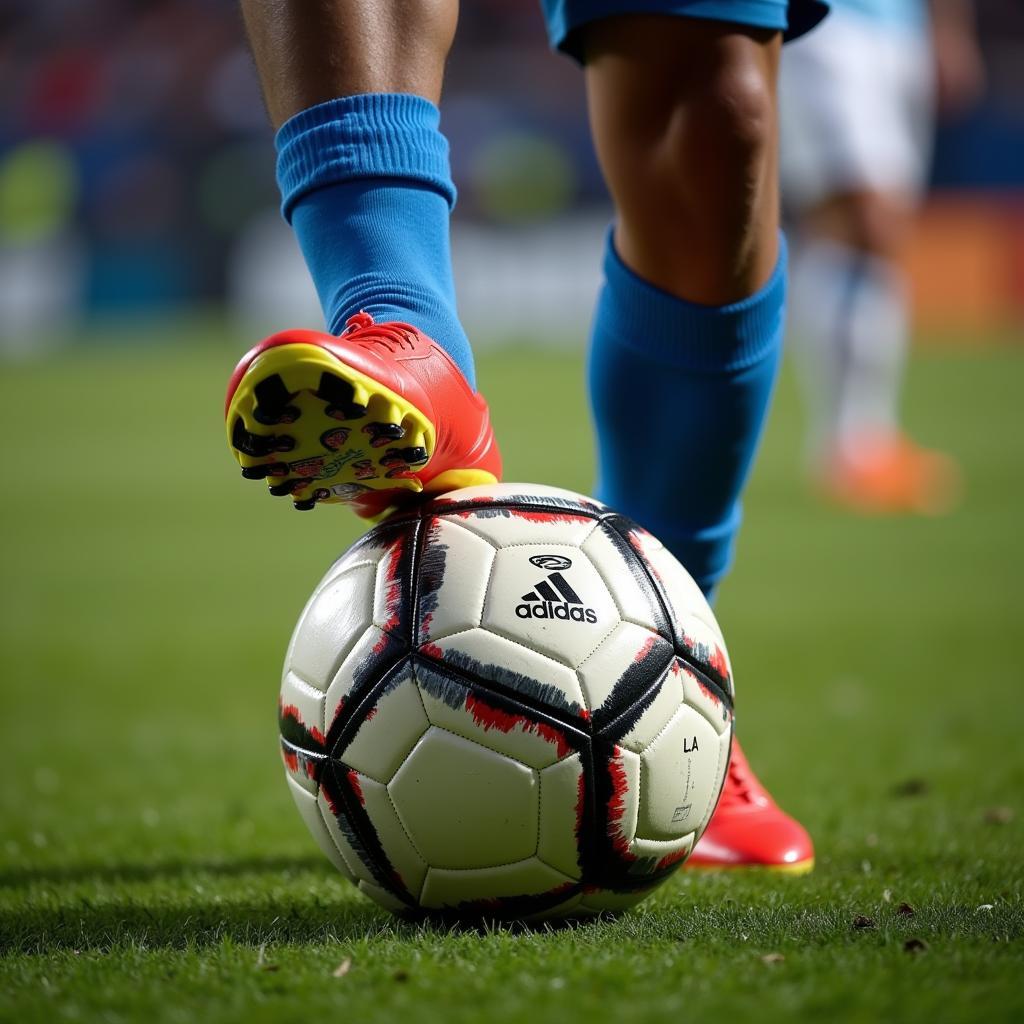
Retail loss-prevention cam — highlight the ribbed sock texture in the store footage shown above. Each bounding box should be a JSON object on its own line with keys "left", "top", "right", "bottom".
{"left": 275, "top": 93, "right": 474, "bottom": 387}
{"left": 588, "top": 231, "right": 787, "bottom": 599}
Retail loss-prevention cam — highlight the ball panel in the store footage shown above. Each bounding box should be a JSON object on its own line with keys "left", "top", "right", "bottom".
{"left": 416, "top": 518, "right": 496, "bottom": 643}
{"left": 415, "top": 662, "right": 579, "bottom": 771}
{"left": 421, "top": 628, "right": 587, "bottom": 719}
{"left": 537, "top": 754, "right": 585, "bottom": 879}
{"left": 630, "top": 833, "right": 695, "bottom": 866}
{"left": 279, "top": 671, "right": 327, "bottom": 794}
{"left": 388, "top": 727, "right": 539, "bottom": 869}
{"left": 613, "top": 660, "right": 685, "bottom": 756}
{"left": 419, "top": 858, "right": 575, "bottom": 911}
{"left": 680, "top": 662, "right": 733, "bottom": 736}
{"left": 576, "top": 622, "right": 674, "bottom": 732}
{"left": 627, "top": 527, "right": 724, "bottom": 646}
{"left": 339, "top": 667, "right": 430, "bottom": 783}
{"left": 324, "top": 625, "right": 403, "bottom": 739}
{"left": 316, "top": 784, "right": 377, "bottom": 886}
{"left": 481, "top": 545, "right": 619, "bottom": 669}
{"left": 675, "top": 614, "right": 734, "bottom": 707}
{"left": 637, "top": 706, "right": 727, "bottom": 841}
{"left": 606, "top": 745, "right": 641, "bottom": 856}
{"left": 284, "top": 775, "right": 354, "bottom": 882}
{"left": 437, "top": 505, "right": 599, "bottom": 550}
{"left": 285, "top": 562, "right": 377, "bottom": 692}
{"left": 430, "top": 481, "right": 607, "bottom": 512}
{"left": 581, "top": 524, "right": 672, "bottom": 640}
{"left": 357, "top": 880, "right": 407, "bottom": 913}
{"left": 355, "top": 773, "right": 428, "bottom": 901}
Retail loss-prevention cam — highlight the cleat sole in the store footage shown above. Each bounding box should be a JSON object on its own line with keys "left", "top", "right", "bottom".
{"left": 685, "top": 857, "right": 815, "bottom": 876}
{"left": 227, "top": 343, "right": 436, "bottom": 508}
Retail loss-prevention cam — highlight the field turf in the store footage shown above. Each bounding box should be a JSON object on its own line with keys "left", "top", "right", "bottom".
{"left": 1, "top": 331, "right": 1022, "bottom": 1022}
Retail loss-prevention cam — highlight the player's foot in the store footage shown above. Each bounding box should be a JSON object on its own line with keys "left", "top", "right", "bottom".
{"left": 687, "top": 739, "right": 814, "bottom": 873}
{"left": 815, "top": 431, "right": 962, "bottom": 516}
{"left": 225, "top": 312, "right": 501, "bottom": 518}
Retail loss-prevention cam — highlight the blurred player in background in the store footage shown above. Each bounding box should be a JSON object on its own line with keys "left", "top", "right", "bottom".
{"left": 781, "top": 0, "right": 984, "bottom": 514}
{"left": 226, "top": 0, "right": 833, "bottom": 873}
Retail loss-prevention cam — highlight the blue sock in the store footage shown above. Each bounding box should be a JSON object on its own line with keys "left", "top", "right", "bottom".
{"left": 275, "top": 93, "right": 475, "bottom": 387}
{"left": 588, "top": 232, "right": 787, "bottom": 600}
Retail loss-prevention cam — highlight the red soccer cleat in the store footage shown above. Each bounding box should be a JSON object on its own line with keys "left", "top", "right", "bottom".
{"left": 687, "top": 738, "right": 814, "bottom": 874}
{"left": 225, "top": 312, "right": 501, "bottom": 518}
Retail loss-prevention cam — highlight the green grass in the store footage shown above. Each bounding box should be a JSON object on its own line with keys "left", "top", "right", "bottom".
{"left": 1, "top": 334, "right": 1022, "bottom": 1023}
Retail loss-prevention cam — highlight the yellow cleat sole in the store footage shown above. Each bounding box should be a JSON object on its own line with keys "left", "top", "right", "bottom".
{"left": 226, "top": 343, "right": 437, "bottom": 510}
{"left": 684, "top": 857, "right": 815, "bottom": 876}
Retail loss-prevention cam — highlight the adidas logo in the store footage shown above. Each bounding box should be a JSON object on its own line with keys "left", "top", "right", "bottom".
{"left": 515, "top": 556, "right": 598, "bottom": 624}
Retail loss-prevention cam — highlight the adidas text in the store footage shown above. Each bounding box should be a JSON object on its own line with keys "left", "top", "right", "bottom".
{"left": 515, "top": 601, "right": 598, "bottom": 624}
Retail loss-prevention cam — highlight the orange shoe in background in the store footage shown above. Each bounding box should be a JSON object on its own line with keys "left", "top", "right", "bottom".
{"left": 225, "top": 312, "right": 501, "bottom": 518}
{"left": 816, "top": 432, "right": 962, "bottom": 516}
{"left": 687, "top": 739, "right": 815, "bottom": 874}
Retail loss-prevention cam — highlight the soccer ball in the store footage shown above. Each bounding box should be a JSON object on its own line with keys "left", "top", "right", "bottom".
{"left": 278, "top": 483, "right": 734, "bottom": 919}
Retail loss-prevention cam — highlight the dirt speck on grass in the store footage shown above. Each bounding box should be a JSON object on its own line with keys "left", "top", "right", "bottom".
{"left": 983, "top": 807, "right": 1014, "bottom": 825}
{"left": 852, "top": 916, "right": 876, "bottom": 930}
{"left": 891, "top": 778, "right": 929, "bottom": 798}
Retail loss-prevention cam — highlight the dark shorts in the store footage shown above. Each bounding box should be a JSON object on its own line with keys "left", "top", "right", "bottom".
{"left": 540, "top": 0, "right": 830, "bottom": 61}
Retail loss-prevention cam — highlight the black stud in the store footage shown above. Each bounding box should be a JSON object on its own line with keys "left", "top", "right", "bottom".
{"left": 253, "top": 375, "right": 300, "bottom": 425}
{"left": 269, "top": 479, "right": 303, "bottom": 497}
{"left": 380, "top": 446, "right": 428, "bottom": 467}
{"left": 232, "top": 417, "right": 275, "bottom": 457}
{"left": 293, "top": 499, "right": 317, "bottom": 511}
{"left": 317, "top": 372, "right": 367, "bottom": 420}
{"left": 364, "top": 422, "right": 405, "bottom": 447}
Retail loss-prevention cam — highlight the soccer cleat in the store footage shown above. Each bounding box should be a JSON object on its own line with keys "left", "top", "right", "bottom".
{"left": 686, "top": 739, "right": 814, "bottom": 873}
{"left": 225, "top": 312, "right": 501, "bottom": 517}
{"left": 815, "top": 431, "right": 963, "bottom": 516}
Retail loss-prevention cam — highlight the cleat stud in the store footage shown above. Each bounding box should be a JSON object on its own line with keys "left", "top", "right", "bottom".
{"left": 363, "top": 421, "right": 406, "bottom": 447}
{"left": 241, "top": 465, "right": 270, "bottom": 480}
{"left": 268, "top": 479, "right": 303, "bottom": 497}
{"left": 253, "top": 375, "right": 298, "bottom": 425}
{"left": 380, "top": 446, "right": 429, "bottom": 468}
{"left": 232, "top": 417, "right": 274, "bottom": 457}
{"left": 273, "top": 436, "right": 296, "bottom": 453}
{"left": 317, "top": 372, "right": 365, "bottom": 420}
{"left": 293, "top": 499, "right": 317, "bottom": 511}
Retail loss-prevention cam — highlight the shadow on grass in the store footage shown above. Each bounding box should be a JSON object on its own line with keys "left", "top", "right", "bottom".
{"left": 0, "top": 854, "right": 328, "bottom": 889}
{"left": 1, "top": 898, "right": 395, "bottom": 954}
{"left": 0, "top": 855, "right": 604, "bottom": 953}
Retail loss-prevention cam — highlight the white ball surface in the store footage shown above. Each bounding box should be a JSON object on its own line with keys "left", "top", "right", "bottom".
{"left": 278, "top": 483, "right": 734, "bottom": 919}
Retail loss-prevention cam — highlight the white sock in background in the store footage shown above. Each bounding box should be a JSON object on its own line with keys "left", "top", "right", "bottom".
{"left": 788, "top": 235, "right": 910, "bottom": 464}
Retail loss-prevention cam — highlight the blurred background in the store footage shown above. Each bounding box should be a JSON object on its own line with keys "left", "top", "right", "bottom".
{"left": 1, "top": 0, "right": 1022, "bottom": 354}
{"left": 1, "top": 4, "right": 1022, "bottom": 1014}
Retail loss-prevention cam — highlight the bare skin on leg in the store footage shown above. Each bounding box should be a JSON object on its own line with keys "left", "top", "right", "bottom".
{"left": 240, "top": 0, "right": 459, "bottom": 126}
{"left": 583, "top": 16, "right": 781, "bottom": 305}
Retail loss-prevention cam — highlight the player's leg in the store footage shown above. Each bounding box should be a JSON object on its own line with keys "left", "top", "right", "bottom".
{"left": 583, "top": 14, "right": 782, "bottom": 606}
{"left": 226, "top": 0, "right": 500, "bottom": 517}
{"left": 579, "top": 14, "right": 812, "bottom": 871}
{"left": 782, "top": 7, "right": 959, "bottom": 513}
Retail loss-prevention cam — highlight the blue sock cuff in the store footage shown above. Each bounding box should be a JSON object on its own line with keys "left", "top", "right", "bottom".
{"left": 275, "top": 93, "right": 456, "bottom": 222}
{"left": 601, "top": 229, "right": 788, "bottom": 372}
